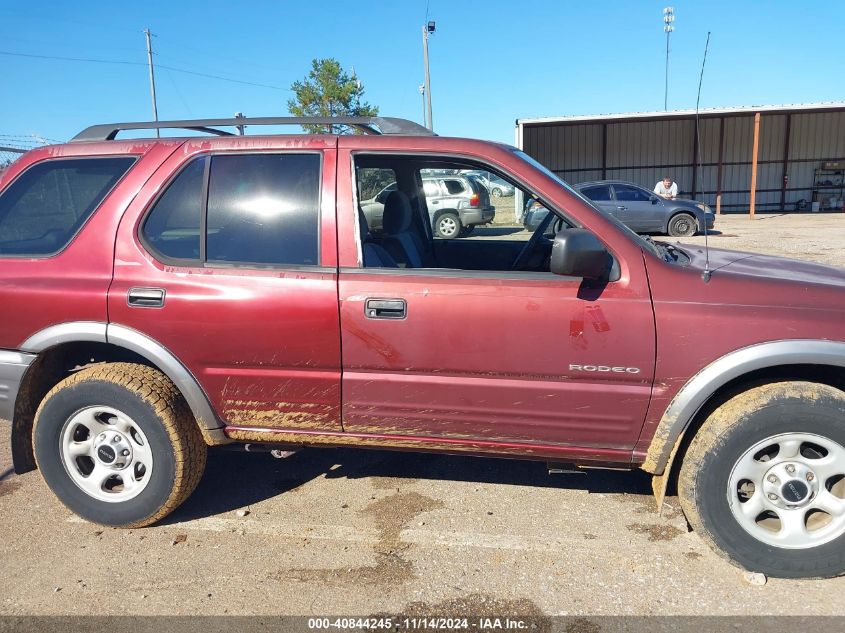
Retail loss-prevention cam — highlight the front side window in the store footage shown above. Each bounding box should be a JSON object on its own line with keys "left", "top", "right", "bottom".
{"left": 0, "top": 157, "right": 135, "bottom": 256}
{"left": 353, "top": 154, "right": 573, "bottom": 273}
{"left": 614, "top": 184, "right": 651, "bottom": 202}
{"left": 142, "top": 153, "right": 321, "bottom": 267}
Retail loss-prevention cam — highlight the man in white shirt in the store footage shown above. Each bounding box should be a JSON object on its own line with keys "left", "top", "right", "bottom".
{"left": 654, "top": 176, "right": 678, "bottom": 199}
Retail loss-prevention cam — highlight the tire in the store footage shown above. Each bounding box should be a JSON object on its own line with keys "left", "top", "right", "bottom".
{"left": 678, "top": 381, "right": 845, "bottom": 578}
{"left": 491, "top": 187, "right": 502, "bottom": 198}
{"left": 434, "top": 212, "right": 462, "bottom": 239}
{"left": 667, "top": 212, "right": 697, "bottom": 237}
{"left": 459, "top": 225, "right": 475, "bottom": 237}
{"left": 33, "top": 362, "right": 206, "bottom": 528}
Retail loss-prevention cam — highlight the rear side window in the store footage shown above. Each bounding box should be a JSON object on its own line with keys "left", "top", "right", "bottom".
{"left": 142, "top": 153, "right": 321, "bottom": 267}
{"left": 581, "top": 184, "right": 612, "bottom": 201}
{"left": 443, "top": 179, "right": 465, "bottom": 195}
{"left": 206, "top": 154, "right": 320, "bottom": 266}
{"left": 0, "top": 157, "right": 135, "bottom": 256}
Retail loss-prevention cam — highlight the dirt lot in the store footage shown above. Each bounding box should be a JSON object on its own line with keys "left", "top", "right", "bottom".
{"left": 2, "top": 213, "right": 845, "bottom": 618}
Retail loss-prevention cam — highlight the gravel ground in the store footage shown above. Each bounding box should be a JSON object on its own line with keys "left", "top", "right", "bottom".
{"left": 2, "top": 212, "right": 845, "bottom": 617}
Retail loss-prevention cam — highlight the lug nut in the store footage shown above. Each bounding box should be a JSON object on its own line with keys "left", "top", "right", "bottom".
{"left": 786, "top": 464, "right": 796, "bottom": 474}
{"left": 98, "top": 434, "right": 106, "bottom": 441}
{"left": 121, "top": 449, "right": 130, "bottom": 457}
{"left": 768, "top": 493, "right": 779, "bottom": 501}
{"left": 807, "top": 473, "right": 815, "bottom": 482}
{"left": 767, "top": 475, "right": 778, "bottom": 483}
{"left": 112, "top": 436, "right": 121, "bottom": 443}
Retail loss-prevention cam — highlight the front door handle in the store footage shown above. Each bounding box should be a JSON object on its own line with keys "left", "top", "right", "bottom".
{"left": 127, "top": 287, "right": 166, "bottom": 308}
{"left": 365, "top": 298, "right": 406, "bottom": 319}
{"left": 616, "top": 205, "right": 627, "bottom": 211}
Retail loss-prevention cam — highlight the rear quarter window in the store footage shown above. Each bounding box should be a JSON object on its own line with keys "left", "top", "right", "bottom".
{"left": 0, "top": 157, "right": 135, "bottom": 256}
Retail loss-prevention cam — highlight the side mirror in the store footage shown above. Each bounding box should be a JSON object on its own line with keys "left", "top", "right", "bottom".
{"left": 376, "top": 191, "right": 389, "bottom": 204}
{"left": 550, "top": 228, "right": 611, "bottom": 280}
{"left": 650, "top": 195, "right": 659, "bottom": 204}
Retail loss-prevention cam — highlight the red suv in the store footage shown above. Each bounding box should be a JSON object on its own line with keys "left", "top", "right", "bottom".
{"left": 2, "top": 117, "right": 844, "bottom": 578}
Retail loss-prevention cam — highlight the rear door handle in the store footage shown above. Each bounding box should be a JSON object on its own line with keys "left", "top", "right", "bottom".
{"left": 365, "top": 298, "right": 406, "bottom": 319}
{"left": 127, "top": 287, "right": 166, "bottom": 308}
{"left": 616, "top": 205, "right": 627, "bottom": 210}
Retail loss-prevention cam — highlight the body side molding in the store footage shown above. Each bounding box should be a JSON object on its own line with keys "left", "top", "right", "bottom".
{"left": 643, "top": 339, "right": 845, "bottom": 475}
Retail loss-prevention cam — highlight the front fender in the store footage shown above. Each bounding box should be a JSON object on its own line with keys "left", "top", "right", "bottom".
{"left": 643, "top": 339, "right": 845, "bottom": 475}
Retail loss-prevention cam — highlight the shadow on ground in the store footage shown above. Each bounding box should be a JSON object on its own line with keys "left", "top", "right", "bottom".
{"left": 165, "top": 446, "right": 652, "bottom": 524}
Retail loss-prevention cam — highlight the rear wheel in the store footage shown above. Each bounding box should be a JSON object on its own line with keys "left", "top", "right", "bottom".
{"left": 33, "top": 363, "right": 206, "bottom": 528}
{"left": 678, "top": 382, "right": 845, "bottom": 578}
{"left": 667, "top": 212, "right": 697, "bottom": 237}
{"left": 434, "top": 212, "right": 462, "bottom": 239}
{"left": 491, "top": 187, "right": 503, "bottom": 198}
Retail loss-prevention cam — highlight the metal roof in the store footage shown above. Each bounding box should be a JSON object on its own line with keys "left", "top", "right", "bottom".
{"left": 517, "top": 102, "right": 845, "bottom": 126}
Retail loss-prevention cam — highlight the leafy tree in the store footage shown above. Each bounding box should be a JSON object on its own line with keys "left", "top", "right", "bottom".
{"left": 288, "top": 58, "right": 378, "bottom": 134}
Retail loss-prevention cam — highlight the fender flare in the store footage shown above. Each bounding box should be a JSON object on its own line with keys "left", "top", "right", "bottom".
{"left": 644, "top": 339, "right": 845, "bottom": 476}
{"left": 19, "top": 321, "right": 228, "bottom": 443}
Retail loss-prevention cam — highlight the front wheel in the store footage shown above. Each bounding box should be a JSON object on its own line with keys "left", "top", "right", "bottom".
{"left": 491, "top": 187, "right": 502, "bottom": 198}
{"left": 434, "top": 212, "right": 462, "bottom": 239}
{"left": 678, "top": 381, "right": 845, "bottom": 578}
{"left": 667, "top": 213, "right": 697, "bottom": 237}
{"left": 33, "top": 363, "right": 207, "bottom": 528}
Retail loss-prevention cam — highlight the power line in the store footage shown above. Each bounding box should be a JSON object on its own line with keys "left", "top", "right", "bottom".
{"left": 0, "top": 49, "right": 290, "bottom": 90}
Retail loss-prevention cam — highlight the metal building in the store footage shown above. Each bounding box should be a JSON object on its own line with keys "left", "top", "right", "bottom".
{"left": 516, "top": 103, "right": 845, "bottom": 213}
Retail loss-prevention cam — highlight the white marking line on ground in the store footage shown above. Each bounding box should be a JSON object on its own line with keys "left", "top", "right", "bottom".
{"left": 65, "top": 515, "right": 567, "bottom": 552}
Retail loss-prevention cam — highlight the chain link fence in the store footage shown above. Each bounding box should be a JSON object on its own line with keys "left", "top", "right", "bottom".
{"left": 1, "top": 135, "right": 61, "bottom": 175}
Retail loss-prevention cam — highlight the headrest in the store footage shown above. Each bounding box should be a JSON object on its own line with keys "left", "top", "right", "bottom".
{"left": 382, "top": 190, "right": 413, "bottom": 235}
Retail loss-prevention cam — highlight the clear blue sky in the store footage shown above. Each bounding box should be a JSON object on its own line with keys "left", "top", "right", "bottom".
{"left": 1, "top": 0, "right": 842, "bottom": 144}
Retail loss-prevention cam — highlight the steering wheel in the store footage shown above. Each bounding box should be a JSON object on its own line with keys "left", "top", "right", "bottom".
{"left": 511, "top": 204, "right": 556, "bottom": 271}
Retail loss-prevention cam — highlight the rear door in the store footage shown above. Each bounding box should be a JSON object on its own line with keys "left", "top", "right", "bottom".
{"left": 109, "top": 137, "right": 342, "bottom": 433}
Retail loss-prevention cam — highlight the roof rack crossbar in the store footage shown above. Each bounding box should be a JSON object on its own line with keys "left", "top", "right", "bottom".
{"left": 71, "top": 116, "right": 433, "bottom": 142}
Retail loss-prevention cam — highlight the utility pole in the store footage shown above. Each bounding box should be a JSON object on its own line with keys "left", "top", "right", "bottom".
{"left": 234, "top": 112, "right": 246, "bottom": 136}
{"left": 422, "top": 21, "right": 435, "bottom": 132}
{"left": 144, "top": 28, "right": 160, "bottom": 137}
{"left": 419, "top": 84, "right": 427, "bottom": 128}
{"left": 663, "top": 7, "right": 675, "bottom": 111}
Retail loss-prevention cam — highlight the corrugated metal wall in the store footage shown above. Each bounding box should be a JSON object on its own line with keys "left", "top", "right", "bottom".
{"left": 522, "top": 109, "right": 845, "bottom": 212}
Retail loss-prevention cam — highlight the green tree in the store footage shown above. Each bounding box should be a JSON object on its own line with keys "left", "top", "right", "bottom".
{"left": 288, "top": 58, "right": 378, "bottom": 134}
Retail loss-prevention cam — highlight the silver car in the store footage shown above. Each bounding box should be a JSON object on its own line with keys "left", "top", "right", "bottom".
{"left": 361, "top": 175, "right": 495, "bottom": 239}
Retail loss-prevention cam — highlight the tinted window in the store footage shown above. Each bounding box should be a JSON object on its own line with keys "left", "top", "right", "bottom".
{"left": 422, "top": 181, "right": 440, "bottom": 196}
{"left": 581, "top": 184, "right": 612, "bottom": 201}
{"left": 142, "top": 157, "right": 206, "bottom": 262}
{"left": 0, "top": 157, "right": 134, "bottom": 256}
{"left": 443, "top": 179, "right": 465, "bottom": 195}
{"left": 614, "top": 184, "right": 651, "bottom": 202}
{"left": 206, "top": 154, "right": 320, "bottom": 266}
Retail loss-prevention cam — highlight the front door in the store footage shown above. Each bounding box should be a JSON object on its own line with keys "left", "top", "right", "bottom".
{"left": 109, "top": 138, "right": 342, "bottom": 432}
{"left": 338, "top": 150, "right": 656, "bottom": 451}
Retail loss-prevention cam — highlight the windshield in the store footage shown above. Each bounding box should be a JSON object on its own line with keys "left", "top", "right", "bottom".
{"left": 512, "top": 149, "right": 660, "bottom": 257}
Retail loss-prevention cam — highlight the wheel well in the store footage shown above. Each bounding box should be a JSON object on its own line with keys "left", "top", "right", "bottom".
{"left": 662, "top": 363, "right": 845, "bottom": 497}
{"left": 433, "top": 208, "right": 460, "bottom": 222}
{"left": 11, "top": 342, "right": 155, "bottom": 474}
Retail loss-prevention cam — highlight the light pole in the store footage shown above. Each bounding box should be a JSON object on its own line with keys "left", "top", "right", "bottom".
{"left": 422, "top": 20, "right": 435, "bottom": 132}
{"left": 663, "top": 7, "right": 675, "bottom": 111}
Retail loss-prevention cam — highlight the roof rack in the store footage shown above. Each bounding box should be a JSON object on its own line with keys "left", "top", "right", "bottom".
{"left": 71, "top": 116, "right": 433, "bottom": 142}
